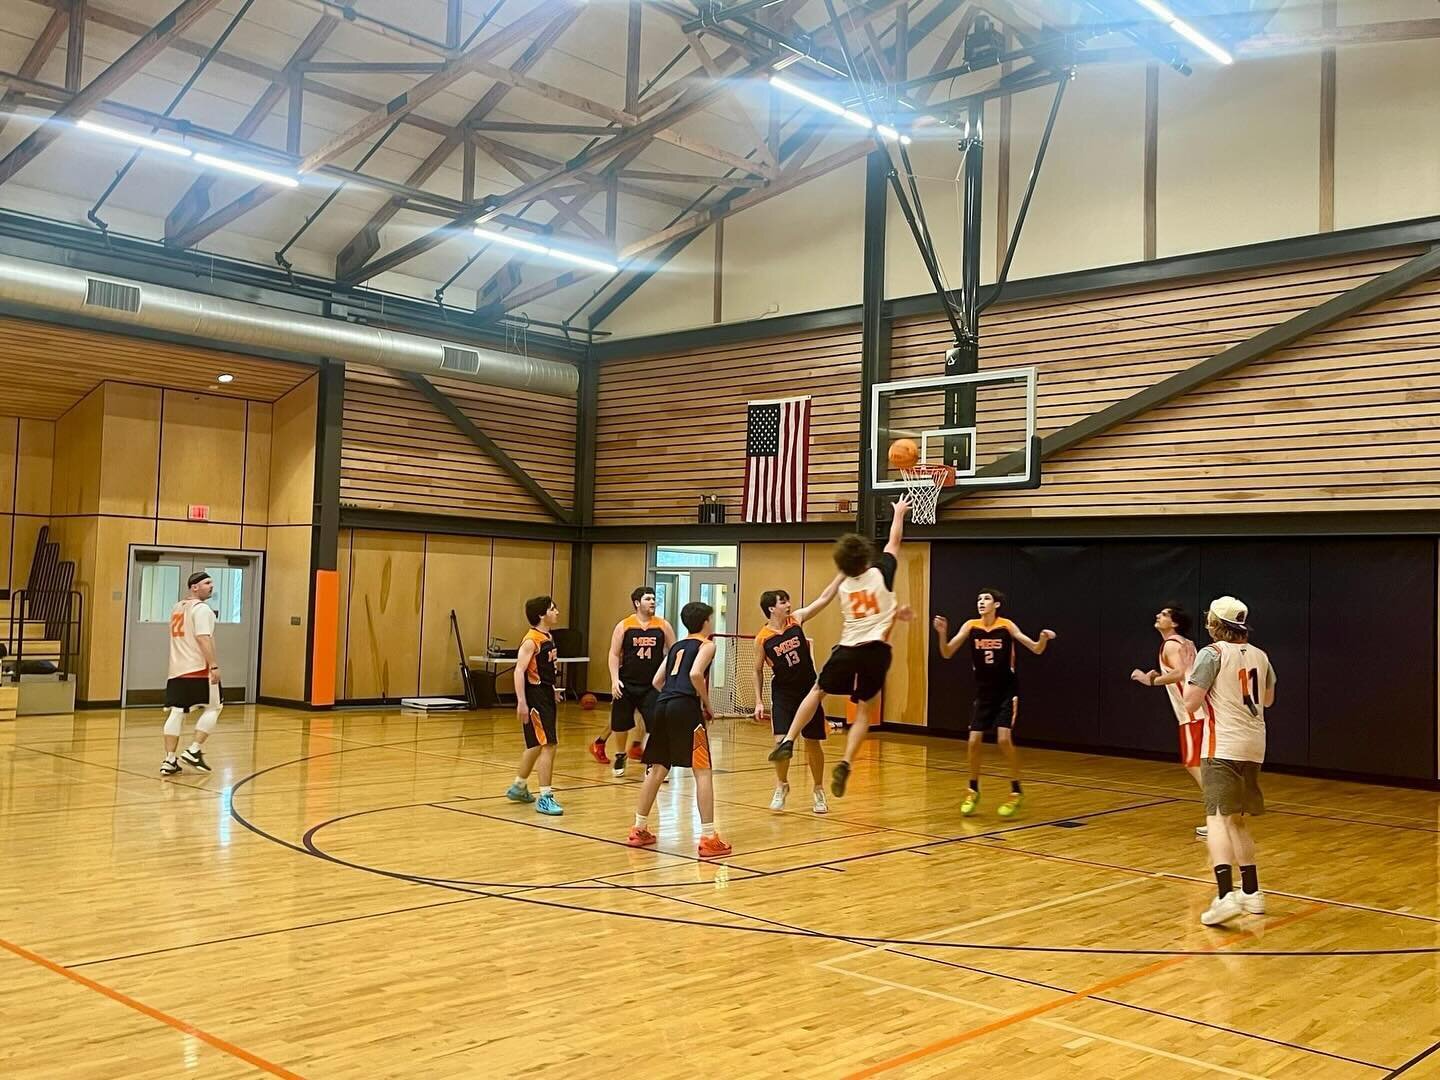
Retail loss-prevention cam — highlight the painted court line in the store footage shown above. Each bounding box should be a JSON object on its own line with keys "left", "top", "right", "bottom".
{"left": 0, "top": 934, "right": 304, "bottom": 1079}
{"left": 840, "top": 905, "right": 1326, "bottom": 1079}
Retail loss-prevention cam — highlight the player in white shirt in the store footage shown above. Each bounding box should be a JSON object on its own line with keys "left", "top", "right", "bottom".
{"left": 1182, "top": 596, "right": 1276, "bottom": 927}
{"left": 768, "top": 496, "right": 911, "bottom": 798}
{"left": 1130, "top": 603, "right": 1208, "bottom": 839}
{"left": 160, "top": 572, "right": 223, "bottom": 776}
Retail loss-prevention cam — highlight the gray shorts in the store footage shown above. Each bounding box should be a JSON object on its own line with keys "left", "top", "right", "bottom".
{"left": 1202, "top": 758, "right": 1265, "bottom": 817}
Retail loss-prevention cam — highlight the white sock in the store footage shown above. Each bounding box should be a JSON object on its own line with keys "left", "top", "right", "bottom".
{"left": 700, "top": 821, "right": 716, "bottom": 837}
{"left": 541, "top": 786, "right": 554, "bottom": 796}
{"left": 165, "top": 752, "right": 177, "bottom": 762}
{"left": 634, "top": 813, "right": 648, "bottom": 829}
{"left": 513, "top": 776, "right": 527, "bottom": 787}
{"left": 188, "top": 741, "right": 202, "bottom": 754}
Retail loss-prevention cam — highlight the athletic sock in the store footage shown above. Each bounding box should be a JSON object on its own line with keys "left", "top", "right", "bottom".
{"left": 1240, "top": 864, "right": 1259, "bottom": 894}
{"left": 165, "top": 752, "right": 178, "bottom": 763}
{"left": 188, "top": 741, "right": 202, "bottom": 754}
{"left": 634, "top": 813, "right": 648, "bottom": 830}
{"left": 700, "top": 820, "right": 716, "bottom": 837}
{"left": 540, "top": 786, "right": 554, "bottom": 796}
{"left": 513, "top": 775, "right": 527, "bottom": 787}
{"left": 1010, "top": 780, "right": 1022, "bottom": 795}
{"left": 968, "top": 780, "right": 980, "bottom": 793}
{"left": 1214, "top": 865, "right": 1234, "bottom": 899}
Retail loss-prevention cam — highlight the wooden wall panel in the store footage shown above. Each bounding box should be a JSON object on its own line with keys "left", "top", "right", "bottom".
{"left": 16, "top": 420, "right": 53, "bottom": 516}
{"left": 158, "top": 392, "right": 247, "bottom": 523}
{"left": 51, "top": 387, "right": 102, "bottom": 517}
{"left": 551, "top": 543, "right": 572, "bottom": 629}
{"left": 97, "top": 385, "right": 161, "bottom": 519}
{"left": 154, "top": 521, "right": 243, "bottom": 549}
{"left": 0, "top": 418, "right": 15, "bottom": 514}
{"left": 738, "top": 542, "right": 805, "bottom": 639}
{"left": 885, "top": 542, "right": 929, "bottom": 726}
{"left": 0, "top": 515, "right": 12, "bottom": 595}
{"left": 418, "top": 534, "right": 493, "bottom": 697}
{"left": 586, "top": 543, "right": 647, "bottom": 692}
{"left": 489, "top": 539, "right": 559, "bottom": 655}
{"left": 44, "top": 515, "right": 96, "bottom": 697}
{"left": 345, "top": 529, "right": 424, "bottom": 700}
{"left": 244, "top": 404, "right": 273, "bottom": 526}
{"left": 340, "top": 365, "right": 576, "bottom": 522}
{"left": 10, "top": 517, "right": 48, "bottom": 592}
{"left": 87, "top": 516, "right": 157, "bottom": 702}
{"left": 595, "top": 325, "right": 863, "bottom": 524}
{"left": 261, "top": 524, "right": 312, "bottom": 702}
{"left": 270, "top": 376, "right": 318, "bottom": 527}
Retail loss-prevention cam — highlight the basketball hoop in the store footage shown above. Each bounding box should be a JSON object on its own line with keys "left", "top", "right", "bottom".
{"left": 899, "top": 463, "right": 955, "bottom": 525}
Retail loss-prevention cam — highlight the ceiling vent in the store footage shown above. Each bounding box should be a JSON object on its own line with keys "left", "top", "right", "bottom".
{"left": 440, "top": 345, "right": 481, "bottom": 376}
{"left": 84, "top": 278, "right": 142, "bottom": 314}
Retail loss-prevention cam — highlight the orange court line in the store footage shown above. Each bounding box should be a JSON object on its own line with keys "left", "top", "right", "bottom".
{"left": 0, "top": 934, "right": 305, "bottom": 1079}
{"left": 843, "top": 904, "right": 1325, "bottom": 1079}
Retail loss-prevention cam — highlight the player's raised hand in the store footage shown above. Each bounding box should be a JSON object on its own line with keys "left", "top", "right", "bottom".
{"left": 894, "top": 494, "right": 912, "bottom": 519}
{"left": 895, "top": 605, "right": 915, "bottom": 622}
{"left": 1040, "top": 629, "right": 1057, "bottom": 641}
{"left": 933, "top": 615, "right": 949, "bottom": 637}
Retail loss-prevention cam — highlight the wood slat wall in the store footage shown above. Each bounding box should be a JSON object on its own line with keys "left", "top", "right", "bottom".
{"left": 594, "top": 325, "right": 862, "bottom": 524}
{"left": 341, "top": 365, "right": 577, "bottom": 522}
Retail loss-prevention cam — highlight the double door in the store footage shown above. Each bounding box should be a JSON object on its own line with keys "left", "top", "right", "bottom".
{"left": 123, "top": 549, "right": 263, "bottom": 706}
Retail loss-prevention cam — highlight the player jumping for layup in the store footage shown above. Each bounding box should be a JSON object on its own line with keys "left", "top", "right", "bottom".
{"left": 934, "top": 589, "right": 1055, "bottom": 818}
{"left": 769, "top": 496, "right": 911, "bottom": 799}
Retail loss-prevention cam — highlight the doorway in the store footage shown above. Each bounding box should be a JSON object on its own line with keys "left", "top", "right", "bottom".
{"left": 122, "top": 547, "right": 264, "bottom": 707}
{"left": 650, "top": 544, "right": 737, "bottom": 698}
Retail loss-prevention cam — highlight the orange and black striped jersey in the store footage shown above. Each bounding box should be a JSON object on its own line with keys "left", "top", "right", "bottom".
{"left": 755, "top": 616, "right": 815, "bottom": 693}
{"left": 617, "top": 614, "right": 671, "bottom": 686}
{"left": 524, "top": 627, "right": 558, "bottom": 687}
{"left": 964, "top": 617, "right": 1019, "bottom": 698}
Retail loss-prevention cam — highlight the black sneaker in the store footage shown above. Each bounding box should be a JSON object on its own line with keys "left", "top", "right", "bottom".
{"left": 767, "top": 738, "right": 795, "bottom": 762}
{"left": 160, "top": 758, "right": 181, "bottom": 776}
{"left": 180, "top": 748, "right": 211, "bottom": 773}
{"left": 831, "top": 760, "right": 851, "bottom": 798}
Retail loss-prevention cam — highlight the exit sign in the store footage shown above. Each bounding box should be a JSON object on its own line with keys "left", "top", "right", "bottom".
{"left": 187, "top": 504, "right": 211, "bottom": 521}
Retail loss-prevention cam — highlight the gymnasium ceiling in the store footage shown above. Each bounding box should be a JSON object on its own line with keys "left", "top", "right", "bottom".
{"left": 0, "top": 0, "right": 1430, "bottom": 334}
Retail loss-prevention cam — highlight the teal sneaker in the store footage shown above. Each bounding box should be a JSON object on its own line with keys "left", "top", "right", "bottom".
{"left": 505, "top": 781, "right": 534, "bottom": 803}
{"left": 536, "top": 792, "right": 564, "bottom": 816}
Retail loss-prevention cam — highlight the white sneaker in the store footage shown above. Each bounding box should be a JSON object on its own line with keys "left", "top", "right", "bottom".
{"left": 812, "top": 788, "right": 829, "bottom": 815}
{"left": 1195, "top": 825, "right": 1208, "bottom": 839}
{"left": 769, "top": 782, "right": 790, "bottom": 811}
{"left": 1200, "top": 890, "right": 1245, "bottom": 926}
{"left": 1238, "top": 890, "right": 1266, "bottom": 915}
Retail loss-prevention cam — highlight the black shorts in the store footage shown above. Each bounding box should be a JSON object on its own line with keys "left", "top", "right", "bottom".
{"left": 816, "top": 642, "right": 891, "bottom": 703}
{"left": 643, "top": 696, "right": 711, "bottom": 770}
{"left": 970, "top": 695, "right": 1017, "bottom": 733}
{"left": 165, "top": 677, "right": 220, "bottom": 710}
{"left": 523, "top": 684, "right": 558, "bottom": 749}
{"left": 772, "top": 685, "right": 824, "bottom": 741}
{"left": 610, "top": 682, "right": 657, "bottom": 733}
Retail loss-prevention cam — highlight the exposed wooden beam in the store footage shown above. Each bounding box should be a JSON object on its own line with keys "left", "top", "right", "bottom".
{"left": 164, "top": 13, "right": 337, "bottom": 245}
{"left": 0, "top": 0, "right": 225, "bottom": 187}
{"left": 1240, "top": 17, "right": 1440, "bottom": 51}
{"left": 286, "top": 72, "right": 303, "bottom": 154}
{"left": 65, "top": 0, "right": 85, "bottom": 91}
{"left": 462, "top": 138, "right": 476, "bottom": 203}
{"left": 683, "top": 31, "right": 776, "bottom": 169}
{"left": 652, "top": 128, "right": 777, "bottom": 178}
{"left": 625, "top": 0, "right": 642, "bottom": 112}
{"left": 619, "top": 169, "right": 766, "bottom": 187}
{"left": 470, "top": 121, "right": 619, "bottom": 136}
{"left": 447, "top": 0, "right": 463, "bottom": 49}
{"left": 1318, "top": 0, "right": 1336, "bottom": 233}
{"left": 1143, "top": 61, "right": 1157, "bottom": 260}
{"left": 333, "top": 7, "right": 581, "bottom": 280}
{"left": 0, "top": 9, "right": 68, "bottom": 140}
{"left": 465, "top": 57, "right": 638, "bottom": 128}
{"left": 298, "top": 61, "right": 445, "bottom": 74}
{"left": 468, "top": 133, "right": 696, "bottom": 210}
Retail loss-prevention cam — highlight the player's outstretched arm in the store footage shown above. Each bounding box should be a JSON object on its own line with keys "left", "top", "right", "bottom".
{"left": 693, "top": 641, "right": 717, "bottom": 717}
{"left": 796, "top": 573, "right": 844, "bottom": 623}
{"left": 933, "top": 615, "right": 972, "bottom": 659}
{"left": 884, "top": 494, "right": 911, "bottom": 557}
{"left": 1132, "top": 640, "right": 1185, "bottom": 686}
{"left": 514, "top": 638, "right": 537, "bottom": 722}
{"left": 1012, "top": 626, "right": 1057, "bottom": 655}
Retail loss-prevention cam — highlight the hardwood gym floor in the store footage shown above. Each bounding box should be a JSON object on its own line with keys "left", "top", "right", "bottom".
{"left": 2, "top": 704, "right": 1438, "bottom": 1079}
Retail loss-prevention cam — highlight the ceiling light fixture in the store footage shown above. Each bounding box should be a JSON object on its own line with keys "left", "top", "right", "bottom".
{"left": 76, "top": 119, "right": 193, "bottom": 157}
{"left": 1131, "top": 0, "right": 1233, "bottom": 64}
{"left": 769, "top": 76, "right": 912, "bottom": 143}
{"left": 193, "top": 152, "right": 301, "bottom": 188}
{"left": 474, "top": 227, "right": 619, "bottom": 275}
{"left": 216, "top": 373, "right": 235, "bottom": 384}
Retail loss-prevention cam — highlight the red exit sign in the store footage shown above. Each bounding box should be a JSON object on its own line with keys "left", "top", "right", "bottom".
{"left": 187, "top": 504, "right": 211, "bottom": 521}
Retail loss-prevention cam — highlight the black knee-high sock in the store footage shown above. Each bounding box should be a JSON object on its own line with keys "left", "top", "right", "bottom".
{"left": 1214, "top": 865, "right": 1233, "bottom": 900}
{"left": 1240, "top": 865, "right": 1259, "bottom": 894}
{"left": 1010, "top": 780, "right": 1022, "bottom": 794}
{"left": 968, "top": 779, "right": 979, "bottom": 792}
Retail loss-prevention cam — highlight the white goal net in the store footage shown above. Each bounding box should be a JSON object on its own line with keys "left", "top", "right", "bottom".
{"left": 710, "top": 632, "right": 813, "bottom": 718}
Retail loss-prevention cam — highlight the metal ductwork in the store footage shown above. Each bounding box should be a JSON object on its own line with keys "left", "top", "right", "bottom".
{"left": 0, "top": 253, "right": 579, "bottom": 398}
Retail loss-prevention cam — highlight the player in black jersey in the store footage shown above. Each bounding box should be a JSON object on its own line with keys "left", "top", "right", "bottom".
{"left": 505, "top": 596, "right": 564, "bottom": 816}
{"left": 592, "top": 587, "right": 675, "bottom": 777}
{"left": 625, "top": 602, "right": 732, "bottom": 858}
{"left": 753, "top": 578, "right": 840, "bottom": 814}
{"left": 934, "top": 588, "right": 1055, "bottom": 818}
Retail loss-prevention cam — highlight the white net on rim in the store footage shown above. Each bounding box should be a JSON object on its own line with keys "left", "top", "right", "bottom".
{"left": 900, "top": 465, "right": 948, "bottom": 524}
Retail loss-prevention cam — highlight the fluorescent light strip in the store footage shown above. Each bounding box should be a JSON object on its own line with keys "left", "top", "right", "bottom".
{"left": 77, "top": 119, "right": 193, "bottom": 158}
{"left": 1132, "top": 0, "right": 1233, "bottom": 64}
{"left": 474, "top": 227, "right": 618, "bottom": 274}
{"left": 193, "top": 152, "right": 300, "bottom": 188}
{"left": 769, "top": 76, "right": 911, "bottom": 144}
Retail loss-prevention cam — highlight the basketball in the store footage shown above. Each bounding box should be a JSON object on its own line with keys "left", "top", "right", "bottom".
{"left": 888, "top": 438, "right": 920, "bottom": 469}
{"left": 579, "top": 692, "right": 598, "bottom": 710}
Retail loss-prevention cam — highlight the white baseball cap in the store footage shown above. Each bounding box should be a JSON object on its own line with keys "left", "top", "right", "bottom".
{"left": 1209, "top": 596, "right": 1249, "bottom": 630}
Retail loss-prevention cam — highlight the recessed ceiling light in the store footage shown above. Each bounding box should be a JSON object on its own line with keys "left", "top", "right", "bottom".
{"left": 217, "top": 373, "right": 235, "bottom": 384}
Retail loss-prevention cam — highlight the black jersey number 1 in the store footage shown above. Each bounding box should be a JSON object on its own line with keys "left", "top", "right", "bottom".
{"left": 1239, "top": 667, "right": 1261, "bottom": 717}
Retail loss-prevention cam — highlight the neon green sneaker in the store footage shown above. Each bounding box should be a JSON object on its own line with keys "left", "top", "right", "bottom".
{"left": 960, "top": 789, "right": 980, "bottom": 816}
{"left": 997, "top": 793, "right": 1023, "bottom": 818}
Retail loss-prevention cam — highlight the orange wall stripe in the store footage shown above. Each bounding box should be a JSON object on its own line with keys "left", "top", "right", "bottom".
{"left": 310, "top": 569, "right": 339, "bottom": 707}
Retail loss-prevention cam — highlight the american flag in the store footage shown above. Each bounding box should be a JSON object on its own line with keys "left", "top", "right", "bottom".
{"left": 743, "top": 396, "right": 811, "bottom": 523}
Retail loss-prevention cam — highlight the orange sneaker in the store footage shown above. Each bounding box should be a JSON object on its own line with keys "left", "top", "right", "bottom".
{"left": 626, "top": 826, "right": 657, "bottom": 848}
{"left": 627, "top": 742, "right": 645, "bottom": 760}
{"left": 588, "top": 738, "right": 610, "bottom": 765}
{"left": 697, "top": 834, "right": 732, "bottom": 858}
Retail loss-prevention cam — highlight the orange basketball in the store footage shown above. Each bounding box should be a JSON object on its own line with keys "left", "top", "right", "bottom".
{"left": 579, "top": 693, "right": 598, "bottom": 711}
{"left": 888, "top": 438, "right": 920, "bottom": 469}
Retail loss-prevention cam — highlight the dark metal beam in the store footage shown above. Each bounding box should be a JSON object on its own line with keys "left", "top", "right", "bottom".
{"left": 402, "top": 372, "right": 574, "bottom": 524}
{"left": 338, "top": 507, "right": 578, "bottom": 542}
{"left": 858, "top": 148, "right": 888, "bottom": 538}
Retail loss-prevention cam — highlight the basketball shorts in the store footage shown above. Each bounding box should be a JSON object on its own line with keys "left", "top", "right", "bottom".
{"left": 165, "top": 676, "right": 220, "bottom": 711}
{"left": 970, "top": 695, "right": 1017, "bottom": 733}
{"left": 522, "top": 684, "right": 559, "bottom": 749}
{"left": 643, "top": 696, "right": 711, "bottom": 770}
{"left": 1202, "top": 758, "right": 1265, "bottom": 817}
{"left": 610, "top": 682, "right": 658, "bottom": 733}
{"left": 771, "top": 684, "right": 824, "bottom": 741}
{"left": 816, "top": 641, "right": 891, "bottom": 703}
{"left": 1177, "top": 719, "right": 1205, "bottom": 769}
